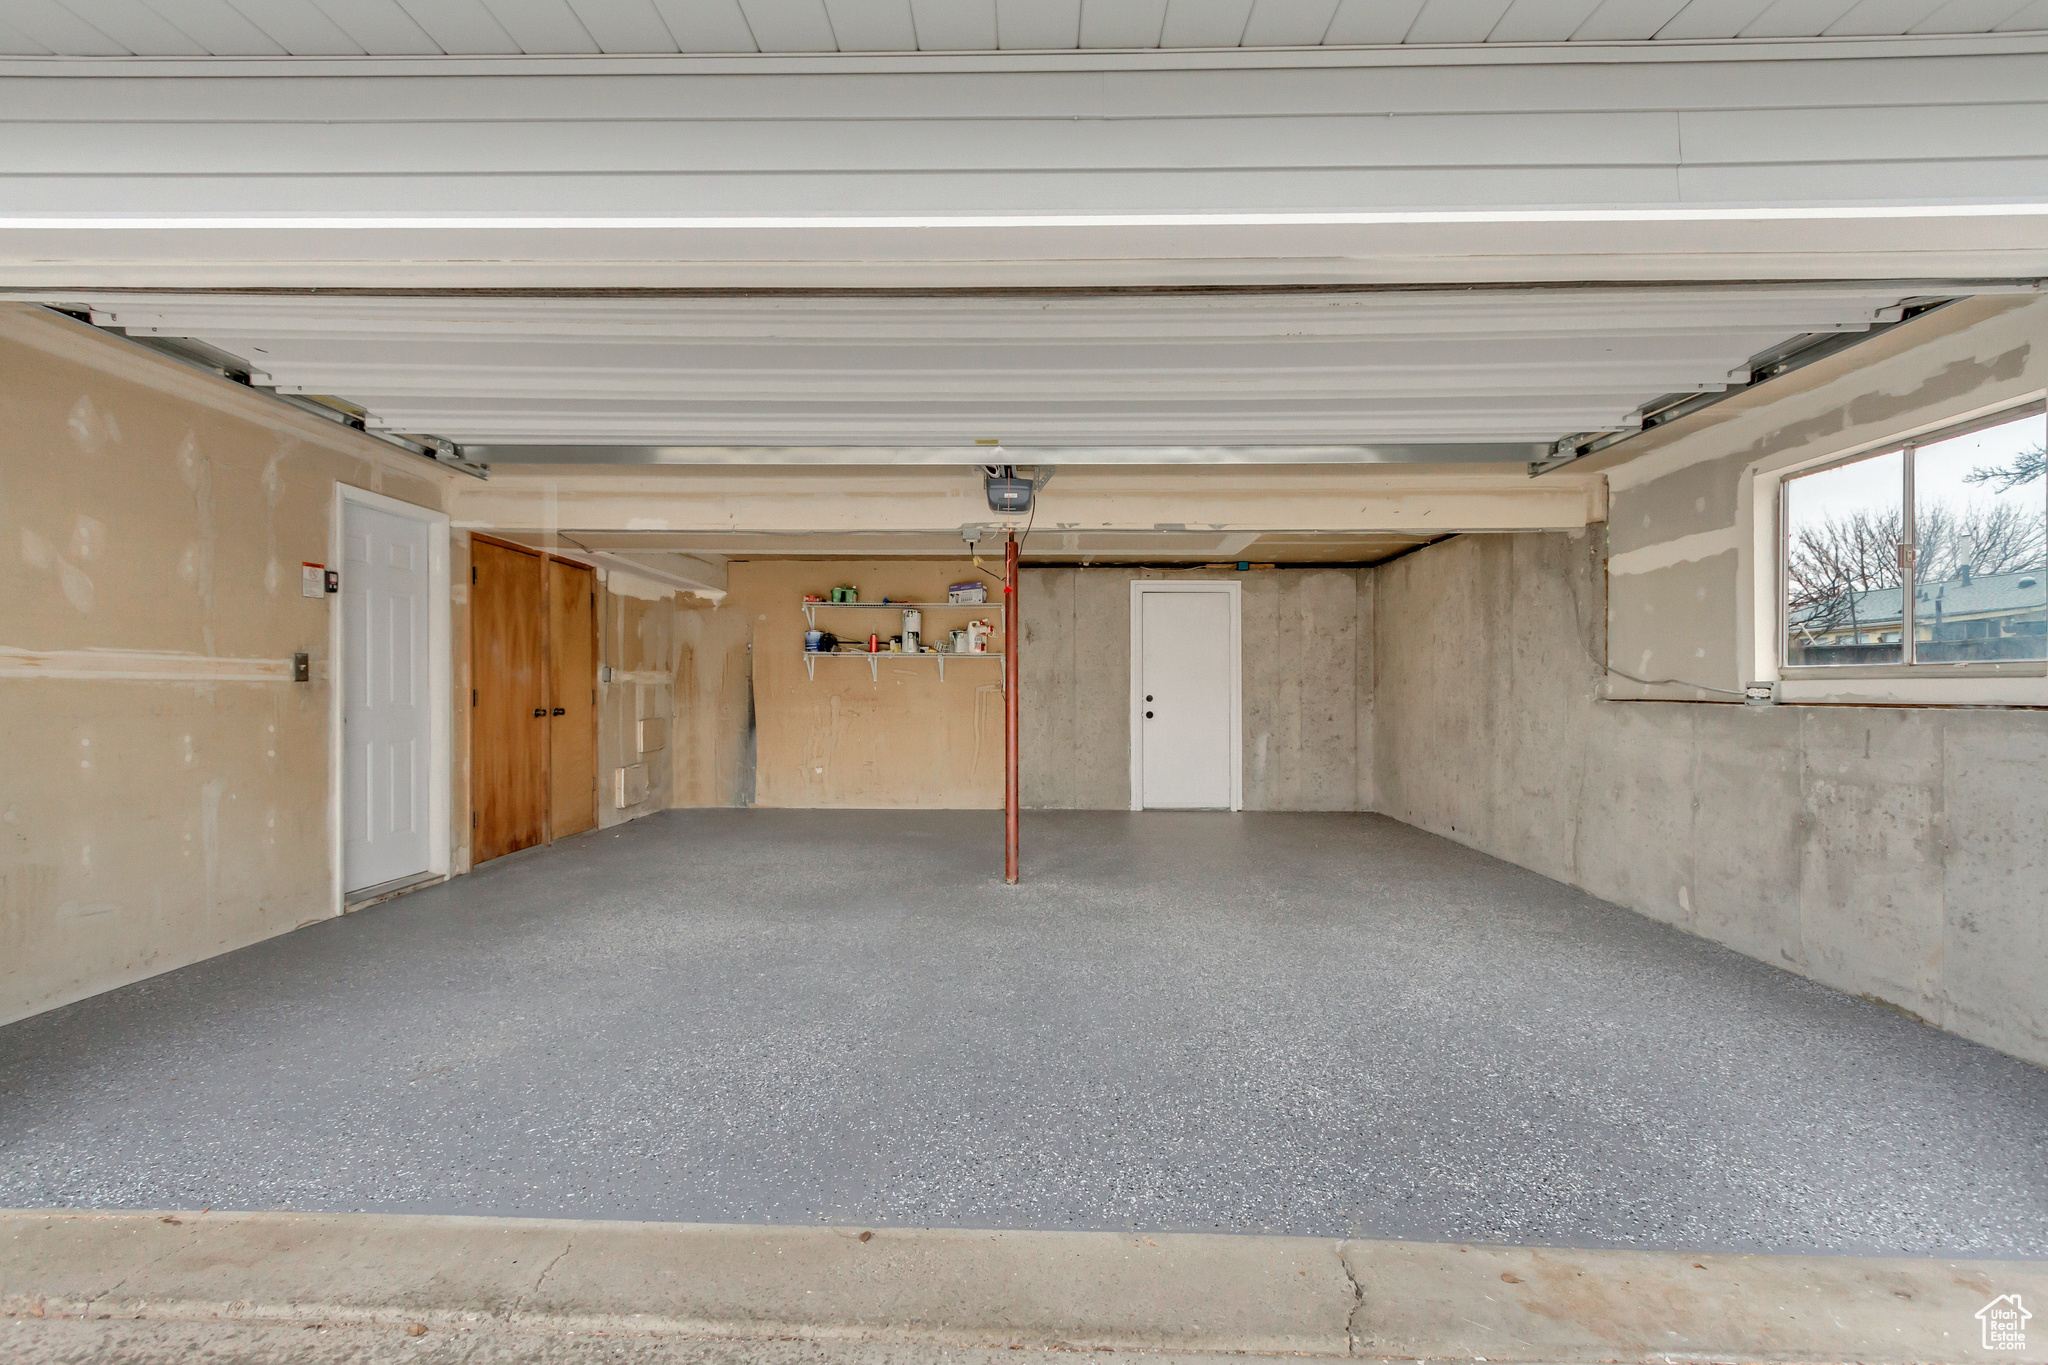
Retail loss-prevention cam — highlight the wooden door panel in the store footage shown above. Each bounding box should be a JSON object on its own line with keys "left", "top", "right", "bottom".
{"left": 472, "top": 538, "right": 548, "bottom": 862}
{"left": 548, "top": 560, "right": 598, "bottom": 840}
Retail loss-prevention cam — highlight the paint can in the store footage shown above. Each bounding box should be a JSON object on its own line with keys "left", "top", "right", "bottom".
{"left": 804, "top": 629, "right": 823, "bottom": 652}
{"left": 949, "top": 628, "right": 968, "bottom": 653}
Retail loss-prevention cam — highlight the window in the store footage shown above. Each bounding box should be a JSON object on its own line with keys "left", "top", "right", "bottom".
{"left": 1783, "top": 404, "right": 2047, "bottom": 671}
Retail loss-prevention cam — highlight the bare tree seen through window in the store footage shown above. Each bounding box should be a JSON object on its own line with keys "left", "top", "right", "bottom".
{"left": 1787, "top": 499, "right": 2046, "bottom": 634}
{"left": 1783, "top": 415, "right": 2048, "bottom": 665}
{"left": 1783, "top": 450, "right": 1903, "bottom": 659}
{"left": 1962, "top": 442, "right": 2045, "bottom": 494}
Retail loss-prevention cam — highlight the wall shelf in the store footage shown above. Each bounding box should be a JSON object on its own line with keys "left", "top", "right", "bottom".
{"left": 801, "top": 599, "right": 1000, "bottom": 629}
{"left": 802, "top": 650, "right": 1004, "bottom": 683}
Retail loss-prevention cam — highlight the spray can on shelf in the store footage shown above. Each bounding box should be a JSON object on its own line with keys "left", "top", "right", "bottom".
{"left": 901, "top": 608, "right": 921, "bottom": 654}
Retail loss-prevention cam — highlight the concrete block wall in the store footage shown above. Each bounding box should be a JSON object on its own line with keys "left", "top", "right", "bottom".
{"left": 1373, "top": 529, "right": 2048, "bottom": 1068}
{"left": 1021, "top": 566, "right": 1373, "bottom": 811}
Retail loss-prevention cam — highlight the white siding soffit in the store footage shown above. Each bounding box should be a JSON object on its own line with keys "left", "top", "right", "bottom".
{"left": 6, "top": 0, "right": 2048, "bottom": 57}
{"left": 2, "top": 39, "right": 2047, "bottom": 292}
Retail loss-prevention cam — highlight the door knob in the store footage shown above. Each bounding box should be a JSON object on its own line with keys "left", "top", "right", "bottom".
{"left": 1145, "top": 711, "right": 1154, "bottom": 718}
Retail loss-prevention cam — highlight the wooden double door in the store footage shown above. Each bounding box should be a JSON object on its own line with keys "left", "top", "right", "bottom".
{"left": 471, "top": 537, "right": 598, "bottom": 863}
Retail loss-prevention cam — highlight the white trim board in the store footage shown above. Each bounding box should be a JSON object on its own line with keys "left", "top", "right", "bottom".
{"left": 1129, "top": 580, "right": 1244, "bottom": 812}
{"left": 0, "top": 646, "right": 298, "bottom": 682}
{"left": 330, "top": 484, "right": 453, "bottom": 914}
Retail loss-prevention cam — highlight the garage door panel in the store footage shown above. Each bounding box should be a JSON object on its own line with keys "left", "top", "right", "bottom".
{"left": 27, "top": 283, "right": 1939, "bottom": 451}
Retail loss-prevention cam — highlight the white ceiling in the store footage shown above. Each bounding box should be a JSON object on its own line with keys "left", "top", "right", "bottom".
{"left": 62, "top": 285, "right": 1928, "bottom": 452}
{"left": 4, "top": 0, "right": 2043, "bottom": 56}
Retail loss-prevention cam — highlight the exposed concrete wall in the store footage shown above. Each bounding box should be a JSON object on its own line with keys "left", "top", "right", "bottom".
{"left": 1383, "top": 298, "right": 2048, "bottom": 1066}
{"left": 1374, "top": 529, "right": 2048, "bottom": 1068}
{"left": 1022, "top": 566, "right": 1373, "bottom": 811}
{"left": 0, "top": 305, "right": 460, "bottom": 1026}
{"left": 661, "top": 561, "right": 1378, "bottom": 811}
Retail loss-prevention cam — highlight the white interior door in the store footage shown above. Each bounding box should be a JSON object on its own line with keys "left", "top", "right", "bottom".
{"left": 342, "top": 500, "right": 433, "bottom": 893}
{"left": 1135, "top": 586, "right": 1238, "bottom": 809}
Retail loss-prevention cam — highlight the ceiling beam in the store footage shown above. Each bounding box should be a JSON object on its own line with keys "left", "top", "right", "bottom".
{"left": 450, "top": 465, "right": 1608, "bottom": 535}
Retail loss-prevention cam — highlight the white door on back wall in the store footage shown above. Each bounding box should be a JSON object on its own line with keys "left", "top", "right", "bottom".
{"left": 1131, "top": 582, "right": 1242, "bottom": 810}
{"left": 342, "top": 499, "right": 434, "bottom": 893}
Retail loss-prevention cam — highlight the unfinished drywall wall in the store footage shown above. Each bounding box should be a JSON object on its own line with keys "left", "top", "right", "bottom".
{"left": 738, "top": 559, "right": 1007, "bottom": 809}
{"left": 1021, "top": 566, "right": 1373, "bottom": 810}
{"left": 670, "top": 591, "right": 753, "bottom": 808}
{"left": 1374, "top": 529, "right": 2048, "bottom": 1068}
{"left": 0, "top": 305, "right": 460, "bottom": 1026}
{"left": 595, "top": 572, "right": 686, "bottom": 828}
{"left": 1598, "top": 294, "right": 2047, "bottom": 702}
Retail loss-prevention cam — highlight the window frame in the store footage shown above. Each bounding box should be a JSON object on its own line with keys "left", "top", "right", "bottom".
{"left": 1777, "top": 399, "right": 2048, "bottom": 682}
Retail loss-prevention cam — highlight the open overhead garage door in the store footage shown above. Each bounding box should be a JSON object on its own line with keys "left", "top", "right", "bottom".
{"left": 21, "top": 283, "right": 1992, "bottom": 466}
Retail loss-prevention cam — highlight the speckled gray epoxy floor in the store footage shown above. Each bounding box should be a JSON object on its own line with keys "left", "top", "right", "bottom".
{"left": 1, "top": 811, "right": 2043, "bottom": 1256}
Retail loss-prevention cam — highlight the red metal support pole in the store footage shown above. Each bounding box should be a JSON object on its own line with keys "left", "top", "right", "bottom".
{"left": 1004, "top": 531, "right": 1020, "bottom": 885}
